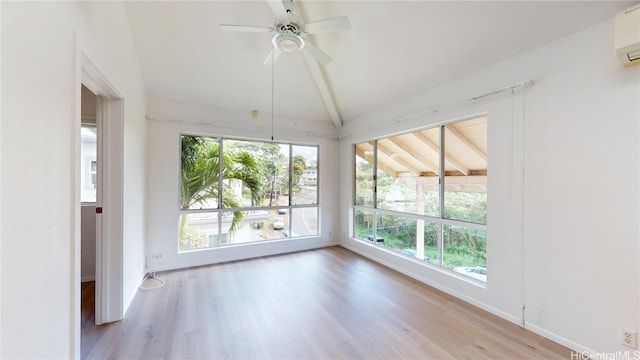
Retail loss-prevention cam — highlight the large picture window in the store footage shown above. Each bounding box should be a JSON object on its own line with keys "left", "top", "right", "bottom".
{"left": 353, "top": 116, "right": 487, "bottom": 282}
{"left": 180, "top": 135, "right": 319, "bottom": 251}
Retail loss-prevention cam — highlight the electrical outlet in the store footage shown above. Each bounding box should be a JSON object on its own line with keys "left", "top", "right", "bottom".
{"left": 620, "top": 328, "right": 637, "bottom": 349}
{"left": 150, "top": 253, "right": 162, "bottom": 260}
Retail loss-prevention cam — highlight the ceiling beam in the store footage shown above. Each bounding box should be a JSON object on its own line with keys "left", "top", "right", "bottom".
{"left": 411, "top": 132, "right": 469, "bottom": 175}
{"left": 302, "top": 53, "right": 343, "bottom": 128}
{"left": 377, "top": 142, "right": 424, "bottom": 175}
{"left": 355, "top": 145, "right": 397, "bottom": 177}
{"left": 387, "top": 137, "right": 439, "bottom": 175}
{"left": 445, "top": 124, "right": 487, "bottom": 165}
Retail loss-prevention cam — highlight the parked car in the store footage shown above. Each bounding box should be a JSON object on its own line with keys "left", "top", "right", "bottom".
{"left": 365, "top": 235, "right": 384, "bottom": 245}
{"left": 453, "top": 266, "right": 487, "bottom": 282}
{"left": 273, "top": 217, "right": 285, "bottom": 230}
{"left": 277, "top": 208, "right": 287, "bottom": 214}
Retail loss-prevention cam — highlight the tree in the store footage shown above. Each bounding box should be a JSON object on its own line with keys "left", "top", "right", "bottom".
{"left": 179, "top": 136, "right": 264, "bottom": 249}
{"left": 292, "top": 155, "right": 306, "bottom": 186}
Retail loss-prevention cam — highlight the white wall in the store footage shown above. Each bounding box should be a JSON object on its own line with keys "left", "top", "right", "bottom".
{"left": 339, "top": 18, "right": 639, "bottom": 354}
{"left": 1, "top": 2, "right": 146, "bottom": 358}
{"left": 145, "top": 95, "right": 340, "bottom": 272}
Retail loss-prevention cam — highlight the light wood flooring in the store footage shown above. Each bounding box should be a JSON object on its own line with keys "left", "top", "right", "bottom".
{"left": 82, "top": 246, "right": 571, "bottom": 359}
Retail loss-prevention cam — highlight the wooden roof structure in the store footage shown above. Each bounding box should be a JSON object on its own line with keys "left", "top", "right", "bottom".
{"left": 355, "top": 116, "right": 487, "bottom": 192}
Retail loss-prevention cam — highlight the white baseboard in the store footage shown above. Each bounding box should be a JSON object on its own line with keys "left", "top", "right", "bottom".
{"left": 524, "top": 322, "right": 588, "bottom": 354}
{"left": 152, "top": 240, "right": 340, "bottom": 273}
{"left": 340, "top": 239, "right": 594, "bottom": 353}
{"left": 341, "top": 240, "right": 520, "bottom": 322}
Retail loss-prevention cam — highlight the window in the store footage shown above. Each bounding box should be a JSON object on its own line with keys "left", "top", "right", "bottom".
{"left": 81, "top": 124, "right": 97, "bottom": 203}
{"left": 179, "top": 135, "right": 319, "bottom": 251}
{"left": 353, "top": 116, "right": 487, "bottom": 282}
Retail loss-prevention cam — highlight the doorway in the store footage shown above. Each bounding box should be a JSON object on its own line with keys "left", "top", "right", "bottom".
{"left": 80, "top": 85, "right": 99, "bottom": 347}
{"left": 77, "top": 54, "right": 125, "bottom": 331}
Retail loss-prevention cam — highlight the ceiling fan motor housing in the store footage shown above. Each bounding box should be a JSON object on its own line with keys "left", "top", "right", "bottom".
{"left": 273, "top": 23, "right": 304, "bottom": 52}
{"left": 277, "top": 23, "right": 301, "bottom": 35}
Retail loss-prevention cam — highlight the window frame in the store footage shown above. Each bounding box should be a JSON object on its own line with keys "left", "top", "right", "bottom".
{"left": 178, "top": 133, "right": 320, "bottom": 252}
{"left": 352, "top": 115, "right": 487, "bottom": 282}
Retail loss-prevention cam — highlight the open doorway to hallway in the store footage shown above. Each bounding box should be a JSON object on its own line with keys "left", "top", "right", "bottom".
{"left": 79, "top": 85, "right": 99, "bottom": 354}
{"left": 76, "top": 54, "right": 126, "bottom": 357}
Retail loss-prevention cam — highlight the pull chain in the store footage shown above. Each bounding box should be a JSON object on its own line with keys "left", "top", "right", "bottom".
{"left": 271, "top": 45, "right": 275, "bottom": 141}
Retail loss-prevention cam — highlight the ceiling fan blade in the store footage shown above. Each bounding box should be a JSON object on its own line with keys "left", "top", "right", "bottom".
{"left": 304, "top": 16, "right": 351, "bottom": 34}
{"left": 301, "top": 40, "right": 332, "bottom": 65}
{"left": 220, "top": 24, "right": 274, "bottom": 33}
{"left": 263, "top": 47, "right": 282, "bottom": 65}
{"left": 267, "top": 0, "right": 290, "bottom": 25}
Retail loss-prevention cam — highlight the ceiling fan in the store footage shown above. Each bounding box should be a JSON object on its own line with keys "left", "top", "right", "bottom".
{"left": 220, "top": 0, "right": 350, "bottom": 65}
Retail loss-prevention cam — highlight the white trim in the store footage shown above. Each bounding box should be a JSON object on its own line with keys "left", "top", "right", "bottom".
{"left": 341, "top": 240, "right": 521, "bottom": 323}
{"left": 525, "top": 322, "right": 588, "bottom": 354}
{"left": 160, "top": 241, "right": 338, "bottom": 273}
{"left": 81, "top": 276, "right": 96, "bottom": 283}
{"left": 70, "top": 31, "right": 81, "bottom": 360}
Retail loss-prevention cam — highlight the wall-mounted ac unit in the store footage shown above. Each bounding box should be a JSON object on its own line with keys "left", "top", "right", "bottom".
{"left": 615, "top": 3, "right": 640, "bottom": 67}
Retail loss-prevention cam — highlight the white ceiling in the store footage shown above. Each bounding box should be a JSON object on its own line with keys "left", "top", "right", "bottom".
{"left": 124, "top": 1, "right": 633, "bottom": 127}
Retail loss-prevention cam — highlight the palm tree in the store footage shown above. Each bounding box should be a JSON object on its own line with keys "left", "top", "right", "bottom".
{"left": 180, "top": 136, "right": 264, "bottom": 248}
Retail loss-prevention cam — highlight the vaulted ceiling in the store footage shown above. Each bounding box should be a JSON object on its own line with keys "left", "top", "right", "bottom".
{"left": 124, "top": 1, "right": 632, "bottom": 128}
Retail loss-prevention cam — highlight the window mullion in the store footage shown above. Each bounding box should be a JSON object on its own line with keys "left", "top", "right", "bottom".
{"left": 373, "top": 140, "right": 378, "bottom": 241}
{"left": 288, "top": 145, "right": 293, "bottom": 206}
{"left": 438, "top": 125, "right": 445, "bottom": 266}
{"left": 218, "top": 138, "right": 224, "bottom": 236}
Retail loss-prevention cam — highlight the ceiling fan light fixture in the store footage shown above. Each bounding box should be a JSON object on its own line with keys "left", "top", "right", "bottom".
{"left": 273, "top": 33, "right": 304, "bottom": 53}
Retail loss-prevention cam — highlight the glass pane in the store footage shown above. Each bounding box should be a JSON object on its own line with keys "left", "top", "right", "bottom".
{"left": 227, "top": 208, "right": 290, "bottom": 243}
{"left": 444, "top": 117, "right": 487, "bottom": 224}
{"left": 286, "top": 207, "right": 318, "bottom": 238}
{"left": 180, "top": 209, "right": 299, "bottom": 251}
{"left": 222, "top": 139, "right": 287, "bottom": 208}
{"left": 422, "top": 221, "right": 439, "bottom": 265}
{"left": 353, "top": 209, "right": 375, "bottom": 240}
{"left": 416, "top": 127, "right": 441, "bottom": 218}
{"left": 180, "top": 135, "right": 220, "bottom": 210}
{"left": 354, "top": 142, "right": 374, "bottom": 207}
{"left": 377, "top": 214, "right": 418, "bottom": 256}
{"left": 376, "top": 167, "right": 416, "bottom": 213}
{"left": 265, "top": 143, "right": 289, "bottom": 207}
{"left": 81, "top": 125, "right": 97, "bottom": 203}
{"left": 292, "top": 145, "right": 318, "bottom": 205}
{"left": 443, "top": 224, "right": 487, "bottom": 282}
{"left": 375, "top": 128, "right": 440, "bottom": 217}
{"left": 179, "top": 212, "right": 220, "bottom": 251}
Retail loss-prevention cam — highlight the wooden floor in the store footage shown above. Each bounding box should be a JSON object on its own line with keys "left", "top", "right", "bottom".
{"left": 82, "top": 246, "right": 571, "bottom": 359}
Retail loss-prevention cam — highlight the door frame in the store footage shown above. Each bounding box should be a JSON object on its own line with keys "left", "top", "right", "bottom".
{"left": 78, "top": 54, "right": 125, "bottom": 324}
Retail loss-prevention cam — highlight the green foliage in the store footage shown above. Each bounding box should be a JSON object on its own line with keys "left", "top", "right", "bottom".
{"left": 444, "top": 192, "right": 487, "bottom": 224}
{"left": 180, "top": 136, "right": 219, "bottom": 210}
{"left": 353, "top": 219, "right": 486, "bottom": 269}
{"left": 354, "top": 158, "right": 374, "bottom": 206}
{"left": 292, "top": 155, "right": 306, "bottom": 185}
{"left": 179, "top": 135, "right": 265, "bottom": 248}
